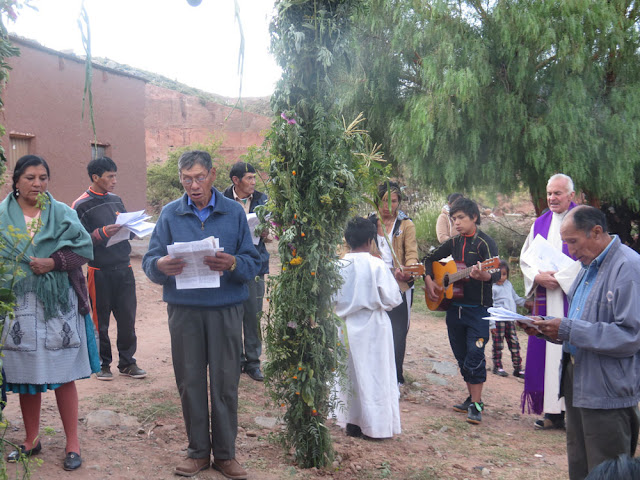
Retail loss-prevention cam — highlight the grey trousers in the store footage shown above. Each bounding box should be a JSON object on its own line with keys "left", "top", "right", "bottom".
{"left": 564, "top": 360, "right": 640, "bottom": 480}
{"left": 241, "top": 275, "right": 264, "bottom": 371}
{"left": 168, "top": 303, "right": 243, "bottom": 460}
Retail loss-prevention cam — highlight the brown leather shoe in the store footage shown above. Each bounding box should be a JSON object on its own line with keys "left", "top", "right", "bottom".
{"left": 174, "top": 457, "right": 209, "bottom": 477}
{"left": 212, "top": 458, "right": 247, "bottom": 479}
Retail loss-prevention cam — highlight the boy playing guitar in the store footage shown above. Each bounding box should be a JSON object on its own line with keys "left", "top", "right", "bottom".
{"left": 422, "top": 197, "right": 500, "bottom": 425}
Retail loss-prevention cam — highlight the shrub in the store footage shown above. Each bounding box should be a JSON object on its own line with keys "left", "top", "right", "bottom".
{"left": 481, "top": 215, "right": 533, "bottom": 258}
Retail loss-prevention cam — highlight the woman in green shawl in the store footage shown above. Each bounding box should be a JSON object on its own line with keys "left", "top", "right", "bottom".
{"left": 0, "top": 155, "right": 100, "bottom": 471}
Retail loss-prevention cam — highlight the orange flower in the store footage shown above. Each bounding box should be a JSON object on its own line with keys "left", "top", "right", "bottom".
{"left": 311, "top": 271, "right": 316, "bottom": 276}
{"left": 281, "top": 403, "right": 286, "bottom": 407}
{"left": 301, "top": 232, "right": 306, "bottom": 237}
{"left": 298, "top": 366, "right": 303, "bottom": 371}
{"left": 295, "top": 391, "right": 300, "bottom": 395}
{"left": 311, "top": 409, "right": 318, "bottom": 416}
{"left": 292, "top": 170, "right": 297, "bottom": 176}
{"left": 293, "top": 375, "right": 298, "bottom": 380}
{"left": 294, "top": 213, "right": 297, "bottom": 219}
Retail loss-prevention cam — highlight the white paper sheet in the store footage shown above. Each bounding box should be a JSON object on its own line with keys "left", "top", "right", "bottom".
{"left": 483, "top": 307, "right": 541, "bottom": 332}
{"left": 246, "top": 213, "right": 261, "bottom": 245}
{"left": 106, "top": 210, "right": 156, "bottom": 247}
{"left": 167, "top": 236, "right": 224, "bottom": 289}
{"left": 520, "top": 234, "right": 575, "bottom": 273}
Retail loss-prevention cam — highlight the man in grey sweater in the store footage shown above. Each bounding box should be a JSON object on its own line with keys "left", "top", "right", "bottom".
{"left": 522, "top": 205, "right": 640, "bottom": 480}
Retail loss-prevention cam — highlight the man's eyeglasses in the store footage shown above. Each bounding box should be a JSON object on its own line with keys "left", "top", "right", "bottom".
{"left": 181, "top": 171, "right": 210, "bottom": 186}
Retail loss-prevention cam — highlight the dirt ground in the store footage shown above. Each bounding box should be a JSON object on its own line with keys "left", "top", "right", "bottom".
{"left": 2, "top": 244, "right": 570, "bottom": 480}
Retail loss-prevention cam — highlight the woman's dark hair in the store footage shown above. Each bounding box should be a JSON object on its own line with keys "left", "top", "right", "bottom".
{"left": 344, "top": 216, "right": 377, "bottom": 250}
{"left": 450, "top": 197, "right": 481, "bottom": 225}
{"left": 499, "top": 259, "right": 510, "bottom": 278}
{"left": 447, "top": 192, "right": 463, "bottom": 204}
{"left": 13, "top": 155, "right": 50, "bottom": 198}
{"left": 375, "top": 181, "right": 403, "bottom": 207}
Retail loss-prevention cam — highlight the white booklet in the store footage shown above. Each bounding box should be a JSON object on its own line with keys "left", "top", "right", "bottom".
{"left": 483, "top": 306, "right": 541, "bottom": 332}
{"left": 167, "top": 236, "right": 224, "bottom": 290}
{"left": 106, "top": 210, "right": 156, "bottom": 247}
{"left": 520, "top": 234, "right": 575, "bottom": 272}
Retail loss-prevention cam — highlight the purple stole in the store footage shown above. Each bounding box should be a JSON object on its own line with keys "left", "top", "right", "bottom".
{"left": 521, "top": 203, "right": 577, "bottom": 415}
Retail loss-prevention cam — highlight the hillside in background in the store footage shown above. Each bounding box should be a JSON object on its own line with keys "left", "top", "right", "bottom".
{"left": 91, "top": 56, "right": 272, "bottom": 117}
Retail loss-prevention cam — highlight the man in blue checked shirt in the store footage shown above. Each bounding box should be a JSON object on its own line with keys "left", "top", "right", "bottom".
{"left": 521, "top": 206, "right": 640, "bottom": 480}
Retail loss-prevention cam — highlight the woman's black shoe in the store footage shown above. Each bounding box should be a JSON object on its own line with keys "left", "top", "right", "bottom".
{"left": 7, "top": 441, "right": 42, "bottom": 462}
{"left": 63, "top": 452, "right": 82, "bottom": 471}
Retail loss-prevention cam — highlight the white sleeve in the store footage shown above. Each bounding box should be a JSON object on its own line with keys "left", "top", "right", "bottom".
{"left": 519, "top": 225, "right": 537, "bottom": 297}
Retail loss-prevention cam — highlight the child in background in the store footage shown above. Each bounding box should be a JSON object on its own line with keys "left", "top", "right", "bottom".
{"left": 491, "top": 260, "right": 530, "bottom": 378}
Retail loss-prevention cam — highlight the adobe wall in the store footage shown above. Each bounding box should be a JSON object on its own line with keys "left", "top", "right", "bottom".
{"left": 145, "top": 84, "right": 272, "bottom": 166}
{"left": 1, "top": 38, "right": 147, "bottom": 210}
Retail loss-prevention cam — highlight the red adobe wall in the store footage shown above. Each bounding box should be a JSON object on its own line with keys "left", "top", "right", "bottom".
{"left": 0, "top": 38, "right": 147, "bottom": 210}
{"left": 145, "top": 84, "right": 272, "bottom": 167}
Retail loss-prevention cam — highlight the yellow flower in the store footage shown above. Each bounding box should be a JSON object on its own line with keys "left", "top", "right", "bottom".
{"left": 289, "top": 257, "right": 303, "bottom": 265}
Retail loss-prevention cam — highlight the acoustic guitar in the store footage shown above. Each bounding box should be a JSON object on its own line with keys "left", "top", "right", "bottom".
{"left": 425, "top": 257, "right": 500, "bottom": 311}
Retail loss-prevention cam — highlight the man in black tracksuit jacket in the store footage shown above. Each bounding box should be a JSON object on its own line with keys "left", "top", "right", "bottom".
{"left": 422, "top": 197, "right": 499, "bottom": 425}
{"left": 72, "top": 157, "right": 146, "bottom": 380}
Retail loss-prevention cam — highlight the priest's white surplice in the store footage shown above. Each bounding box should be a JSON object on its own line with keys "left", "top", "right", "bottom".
{"left": 333, "top": 252, "right": 403, "bottom": 438}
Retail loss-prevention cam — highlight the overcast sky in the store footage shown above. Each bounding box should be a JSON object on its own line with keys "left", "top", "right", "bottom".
{"left": 7, "top": 0, "right": 281, "bottom": 98}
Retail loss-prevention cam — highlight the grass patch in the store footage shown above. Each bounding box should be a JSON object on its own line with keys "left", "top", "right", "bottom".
{"left": 138, "top": 401, "right": 181, "bottom": 424}
{"left": 90, "top": 390, "right": 181, "bottom": 423}
{"left": 407, "top": 466, "right": 441, "bottom": 479}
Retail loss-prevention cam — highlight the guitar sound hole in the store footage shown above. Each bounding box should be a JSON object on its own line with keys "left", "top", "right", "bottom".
{"left": 443, "top": 275, "right": 450, "bottom": 288}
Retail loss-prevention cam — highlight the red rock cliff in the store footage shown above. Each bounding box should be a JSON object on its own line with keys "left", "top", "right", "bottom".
{"left": 145, "top": 84, "right": 272, "bottom": 165}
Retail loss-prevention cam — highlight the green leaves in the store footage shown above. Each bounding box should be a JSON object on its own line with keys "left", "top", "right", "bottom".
{"left": 264, "top": 0, "right": 374, "bottom": 469}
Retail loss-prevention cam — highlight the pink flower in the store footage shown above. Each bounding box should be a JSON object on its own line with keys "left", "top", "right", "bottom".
{"left": 280, "top": 112, "right": 297, "bottom": 125}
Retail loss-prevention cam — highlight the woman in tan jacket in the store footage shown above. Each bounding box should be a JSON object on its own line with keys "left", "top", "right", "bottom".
{"left": 368, "top": 181, "right": 419, "bottom": 385}
{"left": 436, "top": 192, "right": 463, "bottom": 243}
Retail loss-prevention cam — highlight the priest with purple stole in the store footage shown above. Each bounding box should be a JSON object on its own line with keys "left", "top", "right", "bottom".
{"left": 520, "top": 174, "right": 581, "bottom": 430}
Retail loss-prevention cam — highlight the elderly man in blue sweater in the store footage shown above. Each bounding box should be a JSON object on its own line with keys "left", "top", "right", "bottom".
{"left": 523, "top": 206, "right": 640, "bottom": 480}
{"left": 143, "top": 151, "right": 260, "bottom": 480}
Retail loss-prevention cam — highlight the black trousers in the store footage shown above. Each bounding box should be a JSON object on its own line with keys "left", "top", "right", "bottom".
{"left": 388, "top": 289, "right": 412, "bottom": 384}
{"left": 88, "top": 265, "right": 138, "bottom": 370}
{"left": 240, "top": 275, "right": 264, "bottom": 371}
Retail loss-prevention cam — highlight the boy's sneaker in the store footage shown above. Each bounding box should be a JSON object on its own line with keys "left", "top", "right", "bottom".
{"left": 467, "top": 402, "right": 484, "bottom": 424}
{"left": 96, "top": 366, "right": 113, "bottom": 381}
{"left": 119, "top": 364, "right": 147, "bottom": 379}
{"left": 492, "top": 367, "right": 508, "bottom": 377}
{"left": 513, "top": 369, "right": 525, "bottom": 379}
{"left": 453, "top": 396, "right": 472, "bottom": 413}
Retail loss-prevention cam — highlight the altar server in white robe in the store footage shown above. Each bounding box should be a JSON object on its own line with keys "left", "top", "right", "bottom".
{"left": 334, "top": 217, "right": 403, "bottom": 439}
